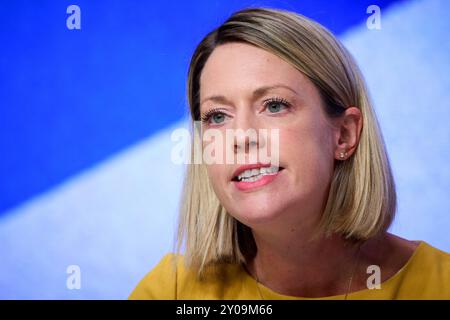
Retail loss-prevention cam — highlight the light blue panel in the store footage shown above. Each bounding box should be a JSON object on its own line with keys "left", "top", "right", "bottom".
{"left": 342, "top": 0, "right": 450, "bottom": 252}
{"left": 0, "top": 120, "right": 187, "bottom": 299}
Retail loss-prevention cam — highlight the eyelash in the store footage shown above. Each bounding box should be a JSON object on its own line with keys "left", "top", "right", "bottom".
{"left": 200, "top": 107, "right": 225, "bottom": 124}
{"left": 200, "top": 97, "right": 292, "bottom": 124}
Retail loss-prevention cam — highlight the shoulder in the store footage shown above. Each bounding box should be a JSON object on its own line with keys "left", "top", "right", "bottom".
{"left": 409, "top": 241, "right": 450, "bottom": 276}
{"left": 358, "top": 233, "right": 450, "bottom": 299}
{"left": 128, "top": 253, "right": 180, "bottom": 300}
{"left": 396, "top": 241, "right": 450, "bottom": 299}
{"left": 129, "top": 253, "right": 249, "bottom": 299}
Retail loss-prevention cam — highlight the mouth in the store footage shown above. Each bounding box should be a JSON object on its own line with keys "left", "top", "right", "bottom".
{"left": 231, "top": 165, "right": 284, "bottom": 182}
{"left": 231, "top": 165, "right": 285, "bottom": 191}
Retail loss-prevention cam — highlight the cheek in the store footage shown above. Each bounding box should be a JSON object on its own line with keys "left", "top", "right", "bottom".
{"left": 279, "top": 122, "right": 334, "bottom": 184}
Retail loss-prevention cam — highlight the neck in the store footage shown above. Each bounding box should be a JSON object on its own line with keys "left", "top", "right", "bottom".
{"left": 246, "top": 226, "right": 363, "bottom": 298}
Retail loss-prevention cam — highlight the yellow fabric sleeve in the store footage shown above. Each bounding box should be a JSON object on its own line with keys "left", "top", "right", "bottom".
{"left": 128, "top": 253, "right": 177, "bottom": 300}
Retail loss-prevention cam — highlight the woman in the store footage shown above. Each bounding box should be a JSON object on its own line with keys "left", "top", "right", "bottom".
{"left": 130, "top": 7, "right": 450, "bottom": 299}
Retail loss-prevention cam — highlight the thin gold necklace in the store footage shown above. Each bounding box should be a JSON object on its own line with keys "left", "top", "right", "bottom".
{"left": 254, "top": 244, "right": 362, "bottom": 300}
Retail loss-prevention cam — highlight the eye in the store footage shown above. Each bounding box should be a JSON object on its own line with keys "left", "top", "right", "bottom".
{"left": 200, "top": 108, "right": 228, "bottom": 125}
{"left": 211, "top": 113, "right": 225, "bottom": 124}
{"left": 264, "top": 97, "right": 291, "bottom": 114}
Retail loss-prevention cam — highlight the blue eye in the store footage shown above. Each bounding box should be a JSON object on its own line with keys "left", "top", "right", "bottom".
{"left": 265, "top": 97, "right": 291, "bottom": 113}
{"left": 211, "top": 113, "right": 225, "bottom": 123}
{"left": 267, "top": 102, "right": 285, "bottom": 113}
{"left": 200, "top": 108, "right": 228, "bottom": 125}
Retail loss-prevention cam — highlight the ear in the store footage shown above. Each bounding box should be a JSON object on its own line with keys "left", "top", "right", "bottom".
{"left": 333, "top": 107, "right": 363, "bottom": 160}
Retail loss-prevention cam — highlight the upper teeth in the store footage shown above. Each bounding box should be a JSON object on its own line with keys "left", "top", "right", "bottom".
{"left": 237, "top": 166, "right": 279, "bottom": 180}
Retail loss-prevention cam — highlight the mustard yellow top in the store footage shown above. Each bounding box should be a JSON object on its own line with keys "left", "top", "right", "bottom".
{"left": 129, "top": 241, "right": 450, "bottom": 300}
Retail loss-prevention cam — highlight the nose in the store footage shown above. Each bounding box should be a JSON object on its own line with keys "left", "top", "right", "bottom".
{"left": 231, "top": 110, "right": 266, "bottom": 155}
{"left": 233, "top": 133, "right": 262, "bottom": 154}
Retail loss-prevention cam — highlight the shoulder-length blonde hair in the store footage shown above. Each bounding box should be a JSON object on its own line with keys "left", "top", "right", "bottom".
{"left": 176, "top": 7, "right": 396, "bottom": 278}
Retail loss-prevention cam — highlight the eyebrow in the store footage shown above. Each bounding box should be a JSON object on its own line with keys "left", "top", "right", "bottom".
{"left": 199, "top": 84, "right": 298, "bottom": 107}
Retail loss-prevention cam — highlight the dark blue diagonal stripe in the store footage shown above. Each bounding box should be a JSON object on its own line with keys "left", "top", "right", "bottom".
{"left": 0, "top": 0, "right": 404, "bottom": 215}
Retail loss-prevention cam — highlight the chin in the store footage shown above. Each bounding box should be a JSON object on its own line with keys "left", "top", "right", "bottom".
{"left": 229, "top": 201, "right": 286, "bottom": 226}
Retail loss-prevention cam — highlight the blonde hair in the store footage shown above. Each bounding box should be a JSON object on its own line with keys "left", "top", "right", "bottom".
{"left": 176, "top": 7, "right": 396, "bottom": 278}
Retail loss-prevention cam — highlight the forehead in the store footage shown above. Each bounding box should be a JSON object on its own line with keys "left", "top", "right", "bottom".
{"left": 199, "top": 42, "right": 309, "bottom": 98}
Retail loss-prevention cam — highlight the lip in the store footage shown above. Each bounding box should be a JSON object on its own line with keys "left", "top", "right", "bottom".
{"left": 231, "top": 163, "right": 272, "bottom": 181}
{"left": 232, "top": 168, "right": 283, "bottom": 192}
